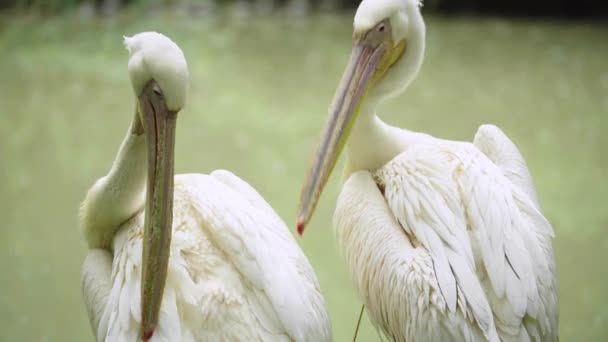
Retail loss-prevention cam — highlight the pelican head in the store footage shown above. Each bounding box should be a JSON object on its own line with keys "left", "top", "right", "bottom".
{"left": 124, "top": 32, "right": 189, "bottom": 341}
{"left": 297, "top": 0, "right": 425, "bottom": 234}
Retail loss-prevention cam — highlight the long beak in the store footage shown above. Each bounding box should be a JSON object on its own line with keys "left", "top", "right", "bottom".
{"left": 138, "top": 80, "right": 177, "bottom": 341}
{"left": 296, "top": 41, "right": 387, "bottom": 235}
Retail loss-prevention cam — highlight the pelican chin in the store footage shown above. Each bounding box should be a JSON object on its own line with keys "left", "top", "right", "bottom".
{"left": 80, "top": 32, "right": 331, "bottom": 342}
{"left": 297, "top": 0, "right": 558, "bottom": 341}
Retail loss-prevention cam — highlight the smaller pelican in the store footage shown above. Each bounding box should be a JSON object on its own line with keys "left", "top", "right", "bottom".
{"left": 296, "top": 0, "right": 558, "bottom": 341}
{"left": 80, "top": 32, "right": 331, "bottom": 342}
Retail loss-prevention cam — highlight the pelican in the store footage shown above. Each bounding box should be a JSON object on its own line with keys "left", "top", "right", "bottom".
{"left": 297, "top": 0, "right": 558, "bottom": 341}
{"left": 80, "top": 32, "right": 331, "bottom": 342}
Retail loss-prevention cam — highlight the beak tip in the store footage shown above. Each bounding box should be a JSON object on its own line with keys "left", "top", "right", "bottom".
{"left": 296, "top": 220, "right": 305, "bottom": 236}
{"left": 142, "top": 325, "right": 155, "bottom": 342}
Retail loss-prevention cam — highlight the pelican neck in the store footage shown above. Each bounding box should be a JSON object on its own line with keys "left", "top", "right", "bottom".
{"left": 344, "top": 102, "right": 405, "bottom": 175}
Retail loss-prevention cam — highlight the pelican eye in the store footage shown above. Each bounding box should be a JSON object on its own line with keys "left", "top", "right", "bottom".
{"left": 152, "top": 84, "right": 163, "bottom": 97}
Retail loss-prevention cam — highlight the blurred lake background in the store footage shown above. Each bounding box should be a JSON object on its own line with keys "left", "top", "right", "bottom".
{"left": 0, "top": 0, "right": 607, "bottom": 341}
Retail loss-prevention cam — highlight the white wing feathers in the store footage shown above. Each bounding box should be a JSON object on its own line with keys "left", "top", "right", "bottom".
{"left": 473, "top": 124, "right": 540, "bottom": 208}
{"left": 335, "top": 171, "right": 489, "bottom": 342}
{"left": 209, "top": 170, "right": 278, "bottom": 215}
{"left": 459, "top": 152, "right": 539, "bottom": 321}
{"left": 82, "top": 249, "right": 113, "bottom": 338}
{"left": 376, "top": 135, "right": 556, "bottom": 341}
{"left": 473, "top": 125, "right": 558, "bottom": 339}
{"left": 179, "top": 173, "right": 331, "bottom": 342}
{"left": 375, "top": 147, "right": 497, "bottom": 340}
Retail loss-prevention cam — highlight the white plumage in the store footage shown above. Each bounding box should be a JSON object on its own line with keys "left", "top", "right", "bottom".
{"left": 125, "top": 32, "right": 189, "bottom": 111}
{"left": 296, "top": 0, "right": 559, "bottom": 340}
{"left": 81, "top": 32, "right": 331, "bottom": 342}
{"left": 335, "top": 128, "right": 558, "bottom": 341}
{"left": 84, "top": 173, "right": 331, "bottom": 341}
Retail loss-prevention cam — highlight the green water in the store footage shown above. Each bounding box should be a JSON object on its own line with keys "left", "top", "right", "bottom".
{"left": 0, "top": 12, "right": 606, "bottom": 341}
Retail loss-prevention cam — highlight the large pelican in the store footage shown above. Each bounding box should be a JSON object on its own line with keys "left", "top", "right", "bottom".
{"left": 80, "top": 32, "right": 331, "bottom": 342}
{"left": 297, "top": 0, "right": 558, "bottom": 341}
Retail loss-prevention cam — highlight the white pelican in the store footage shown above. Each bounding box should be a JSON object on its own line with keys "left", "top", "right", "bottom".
{"left": 80, "top": 32, "right": 331, "bottom": 342}
{"left": 296, "top": 0, "right": 558, "bottom": 341}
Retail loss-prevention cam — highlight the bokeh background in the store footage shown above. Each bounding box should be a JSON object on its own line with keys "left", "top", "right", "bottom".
{"left": 1, "top": 0, "right": 607, "bottom": 341}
